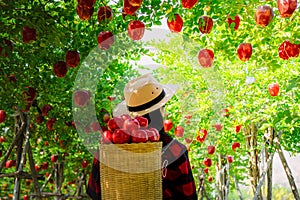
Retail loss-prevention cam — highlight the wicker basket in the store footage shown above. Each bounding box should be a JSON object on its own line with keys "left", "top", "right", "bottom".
{"left": 99, "top": 142, "right": 162, "bottom": 200}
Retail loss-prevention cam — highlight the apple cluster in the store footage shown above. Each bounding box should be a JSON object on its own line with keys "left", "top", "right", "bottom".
{"left": 100, "top": 114, "right": 160, "bottom": 144}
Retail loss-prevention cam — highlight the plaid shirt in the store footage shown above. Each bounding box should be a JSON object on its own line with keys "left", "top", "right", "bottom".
{"left": 86, "top": 131, "right": 197, "bottom": 200}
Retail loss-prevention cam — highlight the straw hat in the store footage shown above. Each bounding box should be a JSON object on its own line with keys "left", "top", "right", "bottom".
{"left": 113, "top": 74, "right": 178, "bottom": 117}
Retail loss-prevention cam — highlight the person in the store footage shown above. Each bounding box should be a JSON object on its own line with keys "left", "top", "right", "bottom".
{"left": 87, "top": 73, "right": 197, "bottom": 200}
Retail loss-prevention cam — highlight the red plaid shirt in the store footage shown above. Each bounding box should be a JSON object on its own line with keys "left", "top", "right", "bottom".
{"left": 87, "top": 131, "right": 197, "bottom": 200}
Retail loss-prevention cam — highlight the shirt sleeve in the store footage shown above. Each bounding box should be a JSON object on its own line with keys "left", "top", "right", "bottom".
{"left": 162, "top": 140, "right": 198, "bottom": 200}
{"left": 86, "top": 149, "right": 101, "bottom": 200}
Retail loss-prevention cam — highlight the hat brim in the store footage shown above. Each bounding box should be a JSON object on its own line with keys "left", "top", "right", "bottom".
{"left": 113, "top": 84, "right": 178, "bottom": 117}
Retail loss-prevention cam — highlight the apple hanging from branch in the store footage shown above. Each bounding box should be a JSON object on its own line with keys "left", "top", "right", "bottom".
{"left": 278, "top": 0, "right": 297, "bottom": 18}
{"left": 22, "top": 26, "right": 37, "bottom": 43}
{"left": 54, "top": 61, "right": 68, "bottom": 78}
{"left": 198, "top": 49, "right": 214, "bottom": 68}
{"left": 174, "top": 126, "right": 184, "bottom": 138}
{"left": 268, "top": 83, "right": 280, "bottom": 96}
{"left": 0, "top": 110, "right": 6, "bottom": 124}
{"left": 255, "top": 5, "right": 274, "bottom": 27}
{"left": 227, "top": 15, "right": 240, "bottom": 31}
{"left": 98, "top": 31, "right": 114, "bottom": 50}
{"left": 167, "top": 14, "right": 184, "bottom": 33}
{"left": 97, "top": 6, "right": 113, "bottom": 23}
{"left": 73, "top": 89, "right": 91, "bottom": 107}
{"left": 128, "top": 20, "right": 145, "bottom": 41}
{"left": 76, "top": 5, "right": 94, "bottom": 21}
{"left": 182, "top": 0, "right": 198, "bottom": 9}
{"left": 198, "top": 16, "right": 213, "bottom": 34}
{"left": 66, "top": 50, "right": 80, "bottom": 68}
{"left": 237, "top": 43, "right": 252, "bottom": 61}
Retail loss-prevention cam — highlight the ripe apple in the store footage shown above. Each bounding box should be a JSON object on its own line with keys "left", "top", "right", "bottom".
{"left": 120, "top": 114, "right": 131, "bottom": 121}
{"left": 198, "top": 49, "right": 214, "bottom": 68}
{"left": 51, "top": 155, "right": 58, "bottom": 162}
{"left": 278, "top": 0, "right": 297, "bottom": 18}
{"left": 203, "top": 158, "right": 212, "bottom": 167}
{"left": 146, "top": 128, "right": 160, "bottom": 142}
{"left": 35, "top": 164, "right": 41, "bottom": 172}
{"left": 97, "top": 6, "right": 113, "bottom": 23}
{"left": 167, "top": 14, "right": 184, "bottom": 33}
{"left": 101, "top": 130, "right": 113, "bottom": 144}
{"left": 5, "top": 160, "right": 13, "bottom": 168}
{"left": 46, "top": 118, "right": 56, "bottom": 131}
{"left": 127, "top": 0, "right": 143, "bottom": 6}
{"left": 97, "top": 31, "right": 114, "bottom": 50}
{"left": 222, "top": 108, "right": 230, "bottom": 117}
{"left": 24, "top": 194, "right": 29, "bottom": 200}
{"left": 174, "top": 126, "right": 184, "bottom": 138}
{"left": 182, "top": 0, "right": 198, "bottom": 9}
{"left": 36, "top": 114, "right": 44, "bottom": 124}
{"left": 208, "top": 176, "right": 213, "bottom": 182}
{"left": 22, "top": 26, "right": 37, "bottom": 43}
{"left": 278, "top": 40, "right": 299, "bottom": 60}
{"left": 214, "top": 123, "right": 222, "bottom": 132}
{"left": 123, "top": 0, "right": 141, "bottom": 15}
{"left": 54, "top": 61, "right": 68, "bottom": 78}
{"left": 90, "top": 121, "right": 101, "bottom": 132}
{"left": 203, "top": 167, "right": 209, "bottom": 174}
{"left": 25, "top": 180, "right": 31, "bottom": 186}
{"left": 164, "top": 119, "right": 173, "bottom": 132}
{"left": 135, "top": 116, "right": 148, "bottom": 128}
{"left": 0, "top": 136, "right": 5, "bottom": 143}
{"left": 198, "top": 16, "right": 213, "bottom": 34}
{"left": 42, "top": 104, "right": 53, "bottom": 116}
{"left": 103, "top": 113, "right": 111, "bottom": 123}
{"left": 255, "top": 5, "right": 274, "bottom": 27}
{"left": 76, "top": 5, "right": 94, "bottom": 21}
{"left": 131, "top": 129, "right": 148, "bottom": 143}
{"left": 108, "top": 117, "right": 124, "bottom": 131}
{"left": 268, "top": 83, "right": 280, "bottom": 96}
{"left": 227, "top": 155, "right": 234, "bottom": 163}
{"left": 123, "top": 118, "right": 140, "bottom": 132}
{"left": 112, "top": 129, "right": 130, "bottom": 144}
{"left": 128, "top": 20, "right": 145, "bottom": 41}
{"left": 73, "top": 89, "right": 90, "bottom": 107}
{"left": 184, "top": 137, "right": 193, "bottom": 144}
{"left": 66, "top": 50, "right": 80, "bottom": 68}
{"left": 196, "top": 129, "right": 208, "bottom": 143}
{"left": 232, "top": 142, "right": 241, "bottom": 151}
{"left": 77, "top": 0, "right": 96, "bottom": 7}
{"left": 0, "top": 39, "right": 13, "bottom": 57}
{"left": 41, "top": 162, "right": 49, "bottom": 170}
{"left": 237, "top": 43, "right": 252, "bottom": 61}
{"left": 227, "top": 15, "right": 240, "bottom": 31}
{"left": 44, "top": 141, "right": 49, "bottom": 146}
{"left": 236, "top": 124, "right": 242, "bottom": 133}
{"left": 22, "top": 86, "right": 37, "bottom": 103}
{"left": 82, "top": 160, "right": 88, "bottom": 168}
{"left": 9, "top": 74, "right": 17, "bottom": 84}
{"left": 207, "top": 145, "right": 215, "bottom": 154}
{"left": 0, "top": 110, "right": 6, "bottom": 124}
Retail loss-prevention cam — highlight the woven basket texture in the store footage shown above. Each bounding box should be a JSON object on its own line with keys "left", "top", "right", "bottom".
{"left": 99, "top": 142, "right": 162, "bottom": 200}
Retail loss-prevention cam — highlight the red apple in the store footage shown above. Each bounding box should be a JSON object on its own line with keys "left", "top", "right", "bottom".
{"left": 73, "top": 89, "right": 90, "bottom": 107}
{"left": 101, "top": 130, "right": 113, "bottom": 144}
{"left": 278, "top": 0, "right": 297, "bottom": 18}
{"left": 203, "top": 158, "right": 212, "bottom": 167}
{"left": 77, "top": 0, "right": 96, "bottom": 7}
{"left": 182, "top": 0, "right": 198, "bottom": 9}
{"left": 237, "top": 43, "right": 252, "bottom": 61}
{"left": 198, "top": 49, "right": 214, "bottom": 68}
{"left": 22, "top": 26, "right": 37, "bottom": 43}
{"left": 164, "top": 119, "right": 173, "bottom": 132}
{"left": 128, "top": 0, "right": 143, "bottom": 6}
{"left": 128, "top": 20, "right": 145, "bottom": 41}
{"left": 84, "top": 125, "right": 91, "bottom": 134}
{"left": 174, "top": 126, "right": 184, "bottom": 138}
{"left": 22, "top": 86, "right": 37, "bottom": 103}
{"left": 90, "top": 121, "right": 101, "bottom": 132}
{"left": 5, "top": 160, "right": 13, "bottom": 168}
{"left": 82, "top": 160, "right": 88, "bottom": 168}
{"left": 97, "top": 6, "right": 113, "bottom": 23}
{"left": 123, "top": 0, "right": 141, "bottom": 15}
{"left": 76, "top": 5, "right": 94, "bottom": 21}
{"left": 9, "top": 74, "right": 17, "bottom": 83}
{"left": 196, "top": 129, "right": 208, "bottom": 143}
{"left": 131, "top": 129, "right": 148, "bottom": 143}
{"left": 198, "top": 16, "right": 213, "bottom": 34}
{"left": 0, "top": 110, "right": 6, "bottom": 124}
{"left": 255, "top": 5, "right": 274, "bottom": 27}
{"left": 103, "top": 113, "right": 111, "bottom": 123}
{"left": 54, "top": 61, "right": 68, "bottom": 78}
{"left": 112, "top": 129, "right": 131, "bottom": 144}
{"left": 25, "top": 180, "right": 31, "bottom": 186}
{"left": 120, "top": 114, "right": 131, "bottom": 121}
{"left": 232, "top": 142, "right": 240, "bottom": 151}
{"left": 278, "top": 40, "right": 299, "bottom": 60}
{"left": 268, "top": 83, "right": 280, "bottom": 96}
{"left": 108, "top": 117, "right": 124, "bottom": 131}
{"left": 203, "top": 167, "right": 209, "bottom": 174}
{"left": 44, "top": 141, "right": 49, "bottom": 146}
{"left": 214, "top": 123, "right": 222, "bottom": 132}
{"left": 35, "top": 164, "right": 41, "bottom": 172}
{"left": 227, "top": 155, "right": 234, "bottom": 163}
{"left": 41, "top": 162, "right": 49, "bottom": 170}
{"left": 0, "top": 136, "right": 5, "bottom": 143}
{"left": 122, "top": 8, "right": 137, "bottom": 20}
{"left": 208, "top": 176, "right": 213, "bottom": 182}
{"left": 66, "top": 50, "right": 80, "bottom": 68}
{"left": 146, "top": 128, "right": 160, "bottom": 142}
{"left": 236, "top": 124, "right": 242, "bottom": 133}
{"left": 46, "top": 118, "right": 56, "bottom": 131}
{"left": 107, "top": 96, "right": 116, "bottom": 101}
{"left": 123, "top": 118, "right": 140, "bottom": 132}
{"left": 51, "top": 155, "right": 58, "bottom": 162}
{"left": 184, "top": 137, "right": 193, "bottom": 144}
{"left": 36, "top": 114, "right": 44, "bottom": 124}
{"left": 227, "top": 15, "right": 240, "bottom": 31}
{"left": 207, "top": 145, "right": 215, "bottom": 155}
{"left": 222, "top": 108, "right": 230, "bottom": 117}
{"left": 0, "top": 39, "right": 13, "bottom": 57}
{"left": 167, "top": 14, "right": 184, "bottom": 33}
{"left": 97, "top": 31, "right": 114, "bottom": 50}
{"left": 42, "top": 104, "right": 53, "bottom": 116}
{"left": 135, "top": 116, "right": 148, "bottom": 128}
{"left": 23, "top": 194, "right": 29, "bottom": 200}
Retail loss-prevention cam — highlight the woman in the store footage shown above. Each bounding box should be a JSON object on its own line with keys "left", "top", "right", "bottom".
{"left": 87, "top": 74, "right": 197, "bottom": 200}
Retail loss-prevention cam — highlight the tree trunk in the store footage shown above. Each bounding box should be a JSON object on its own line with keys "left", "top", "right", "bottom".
{"left": 217, "top": 154, "right": 228, "bottom": 200}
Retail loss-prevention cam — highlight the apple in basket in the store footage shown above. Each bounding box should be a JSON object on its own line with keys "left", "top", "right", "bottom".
{"left": 101, "top": 130, "right": 113, "bottom": 144}
{"left": 108, "top": 116, "right": 124, "bottom": 131}
{"left": 131, "top": 129, "right": 148, "bottom": 143}
{"left": 112, "top": 129, "right": 131, "bottom": 144}
{"left": 146, "top": 128, "right": 160, "bottom": 142}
